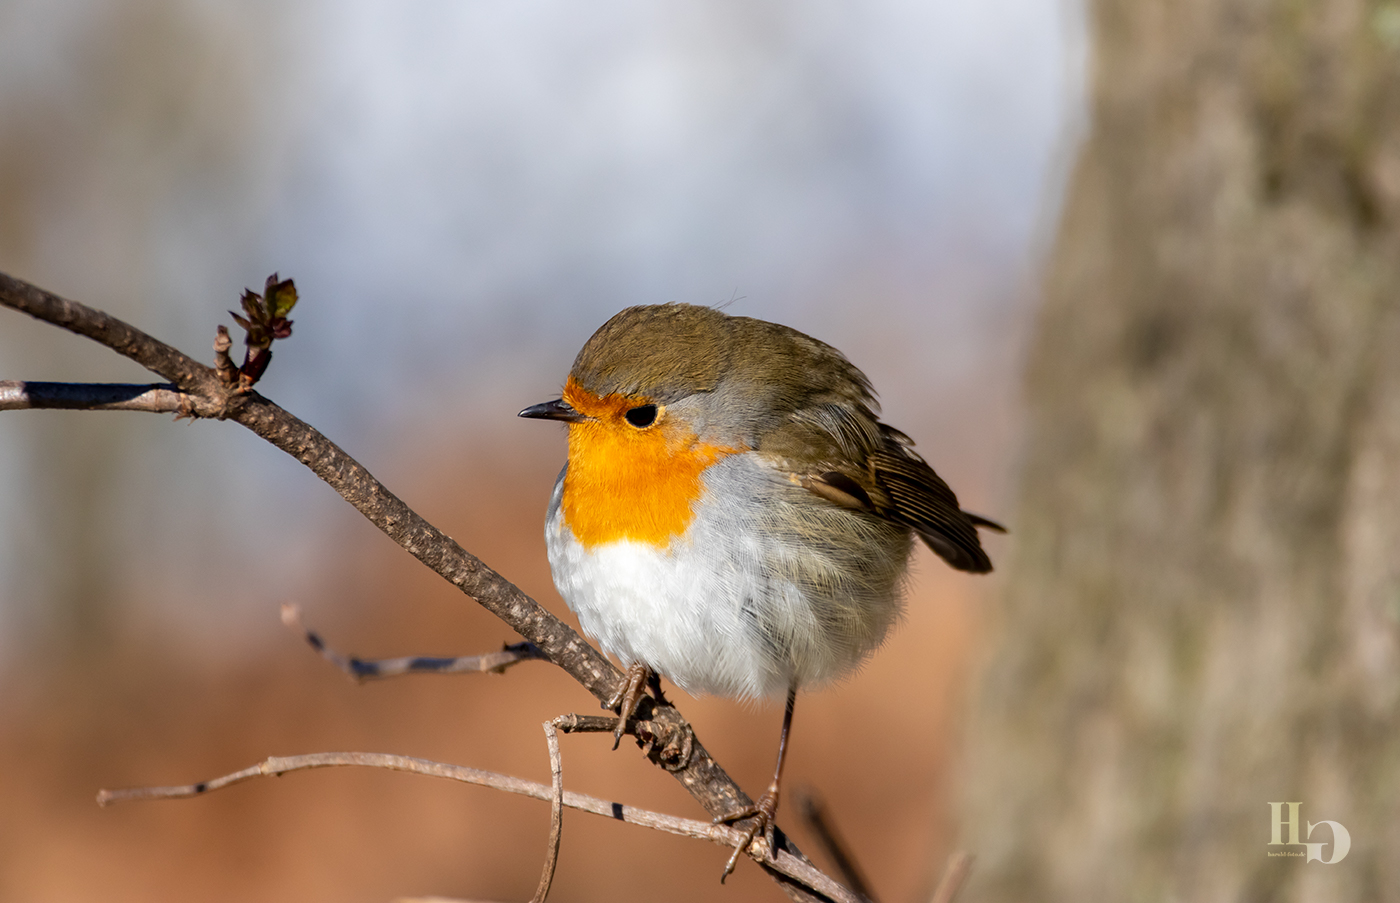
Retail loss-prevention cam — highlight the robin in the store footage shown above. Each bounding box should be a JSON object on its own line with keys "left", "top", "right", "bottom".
{"left": 520, "top": 303, "right": 1002, "bottom": 878}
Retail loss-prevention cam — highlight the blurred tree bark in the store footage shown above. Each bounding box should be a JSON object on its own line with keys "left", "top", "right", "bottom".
{"left": 965, "top": 1, "right": 1400, "bottom": 900}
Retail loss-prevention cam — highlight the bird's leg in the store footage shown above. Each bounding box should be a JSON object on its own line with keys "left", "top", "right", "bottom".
{"left": 716, "top": 685, "right": 797, "bottom": 882}
{"left": 605, "top": 662, "right": 652, "bottom": 750}
{"left": 646, "top": 669, "right": 671, "bottom": 707}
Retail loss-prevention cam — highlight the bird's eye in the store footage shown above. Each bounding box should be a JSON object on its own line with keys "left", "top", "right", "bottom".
{"left": 625, "top": 404, "right": 658, "bottom": 428}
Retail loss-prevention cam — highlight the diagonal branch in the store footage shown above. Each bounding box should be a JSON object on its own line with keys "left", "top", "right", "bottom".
{"left": 0, "top": 270, "right": 835, "bottom": 901}
{"left": 929, "top": 852, "right": 973, "bottom": 903}
{"left": 796, "top": 791, "right": 877, "bottom": 903}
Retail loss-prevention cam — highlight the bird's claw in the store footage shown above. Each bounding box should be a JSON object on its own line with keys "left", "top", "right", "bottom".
{"left": 605, "top": 663, "right": 651, "bottom": 750}
{"left": 715, "top": 788, "right": 779, "bottom": 882}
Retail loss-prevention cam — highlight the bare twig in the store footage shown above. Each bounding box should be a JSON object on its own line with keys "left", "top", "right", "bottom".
{"left": 929, "top": 852, "right": 973, "bottom": 903}
{"left": 533, "top": 722, "right": 564, "bottom": 903}
{"left": 213, "top": 326, "right": 238, "bottom": 387}
{"left": 0, "top": 271, "right": 833, "bottom": 900}
{"left": 0, "top": 273, "right": 226, "bottom": 407}
{"left": 796, "top": 791, "right": 876, "bottom": 903}
{"left": 94, "top": 747, "right": 861, "bottom": 903}
{"left": 280, "top": 604, "right": 547, "bottom": 679}
{"left": 552, "top": 712, "right": 695, "bottom": 773}
{"left": 0, "top": 381, "right": 193, "bottom": 414}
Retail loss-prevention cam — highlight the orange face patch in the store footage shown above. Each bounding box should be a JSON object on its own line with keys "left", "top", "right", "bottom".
{"left": 560, "top": 377, "right": 741, "bottom": 548}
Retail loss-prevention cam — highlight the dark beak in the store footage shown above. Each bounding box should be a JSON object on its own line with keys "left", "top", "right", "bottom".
{"left": 518, "top": 398, "right": 586, "bottom": 423}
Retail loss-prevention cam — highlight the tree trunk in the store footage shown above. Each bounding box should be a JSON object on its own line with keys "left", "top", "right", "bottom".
{"left": 964, "top": 1, "right": 1400, "bottom": 900}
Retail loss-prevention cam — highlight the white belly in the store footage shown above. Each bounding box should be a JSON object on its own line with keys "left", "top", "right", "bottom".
{"left": 544, "top": 454, "right": 912, "bottom": 701}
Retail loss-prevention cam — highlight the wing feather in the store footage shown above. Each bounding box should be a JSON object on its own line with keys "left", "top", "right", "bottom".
{"left": 778, "top": 408, "right": 1001, "bottom": 573}
{"left": 868, "top": 440, "right": 994, "bottom": 573}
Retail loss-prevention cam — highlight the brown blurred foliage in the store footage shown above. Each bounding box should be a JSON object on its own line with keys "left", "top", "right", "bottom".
{"left": 965, "top": 1, "right": 1400, "bottom": 900}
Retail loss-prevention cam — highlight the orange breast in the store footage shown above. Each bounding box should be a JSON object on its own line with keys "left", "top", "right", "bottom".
{"left": 559, "top": 378, "right": 742, "bottom": 548}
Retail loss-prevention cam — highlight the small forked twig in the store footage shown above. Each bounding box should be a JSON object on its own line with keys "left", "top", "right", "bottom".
{"left": 280, "top": 604, "right": 547, "bottom": 680}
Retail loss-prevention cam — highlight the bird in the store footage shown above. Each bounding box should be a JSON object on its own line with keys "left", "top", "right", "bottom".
{"left": 519, "top": 303, "right": 1002, "bottom": 879}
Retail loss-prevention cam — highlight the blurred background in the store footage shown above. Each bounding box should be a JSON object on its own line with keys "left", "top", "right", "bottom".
{"left": 0, "top": 1, "right": 1068, "bottom": 901}
{"left": 6, "top": 1, "right": 1398, "bottom": 902}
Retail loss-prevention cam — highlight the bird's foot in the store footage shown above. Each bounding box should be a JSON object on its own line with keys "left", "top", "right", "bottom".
{"left": 646, "top": 669, "right": 671, "bottom": 707}
{"left": 714, "top": 784, "right": 780, "bottom": 882}
{"left": 604, "top": 663, "right": 652, "bottom": 750}
{"left": 634, "top": 718, "right": 694, "bottom": 771}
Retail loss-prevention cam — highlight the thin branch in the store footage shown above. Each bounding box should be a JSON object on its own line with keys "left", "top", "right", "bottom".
{"left": 280, "top": 604, "right": 547, "bottom": 679}
{"left": 0, "top": 271, "right": 833, "bottom": 900}
{"left": 0, "top": 381, "right": 194, "bottom": 414}
{"left": 0, "top": 273, "right": 225, "bottom": 404}
{"left": 258, "top": 722, "right": 562, "bottom": 903}
{"left": 94, "top": 745, "right": 861, "bottom": 903}
{"left": 928, "top": 852, "right": 973, "bottom": 903}
{"left": 796, "top": 791, "right": 877, "bottom": 903}
{"left": 532, "top": 721, "right": 564, "bottom": 903}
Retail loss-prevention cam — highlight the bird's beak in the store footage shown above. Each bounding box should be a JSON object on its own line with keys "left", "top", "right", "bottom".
{"left": 518, "top": 398, "right": 586, "bottom": 423}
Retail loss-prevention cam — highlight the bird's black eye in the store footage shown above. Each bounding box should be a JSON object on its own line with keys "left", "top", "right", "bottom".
{"left": 625, "top": 404, "right": 658, "bottom": 428}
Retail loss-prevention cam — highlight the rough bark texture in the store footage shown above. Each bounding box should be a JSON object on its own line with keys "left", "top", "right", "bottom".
{"left": 964, "top": 2, "right": 1400, "bottom": 900}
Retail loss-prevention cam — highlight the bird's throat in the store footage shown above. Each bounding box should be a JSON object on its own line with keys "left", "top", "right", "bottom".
{"left": 561, "top": 421, "right": 740, "bottom": 549}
